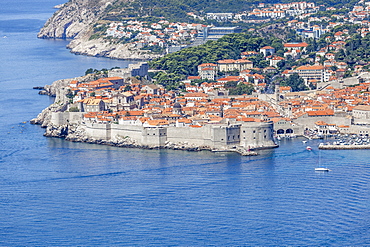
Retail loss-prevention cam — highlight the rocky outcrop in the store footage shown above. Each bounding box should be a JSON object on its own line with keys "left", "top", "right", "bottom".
{"left": 30, "top": 74, "right": 99, "bottom": 127}
{"left": 38, "top": 0, "right": 112, "bottom": 39}
{"left": 67, "top": 37, "right": 162, "bottom": 60}
{"left": 38, "top": 0, "right": 159, "bottom": 60}
{"left": 44, "top": 123, "right": 70, "bottom": 137}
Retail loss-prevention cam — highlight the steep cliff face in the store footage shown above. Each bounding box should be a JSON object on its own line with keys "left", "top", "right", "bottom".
{"left": 38, "top": 0, "right": 112, "bottom": 39}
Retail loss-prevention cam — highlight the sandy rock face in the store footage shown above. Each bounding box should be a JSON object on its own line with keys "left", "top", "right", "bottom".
{"left": 67, "top": 37, "right": 161, "bottom": 60}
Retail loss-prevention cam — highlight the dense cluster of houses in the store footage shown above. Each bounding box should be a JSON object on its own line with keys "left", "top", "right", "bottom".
{"left": 105, "top": 20, "right": 206, "bottom": 50}
{"left": 198, "top": 0, "right": 370, "bottom": 25}
{"left": 189, "top": 1, "right": 318, "bottom": 22}
{"left": 70, "top": 0, "right": 370, "bottom": 139}
{"left": 184, "top": 1, "right": 370, "bottom": 91}
{"left": 248, "top": 1, "right": 317, "bottom": 19}
{"left": 66, "top": 75, "right": 285, "bottom": 132}
{"left": 187, "top": 40, "right": 348, "bottom": 92}
{"left": 64, "top": 65, "right": 370, "bottom": 139}
{"left": 275, "top": 81, "right": 370, "bottom": 136}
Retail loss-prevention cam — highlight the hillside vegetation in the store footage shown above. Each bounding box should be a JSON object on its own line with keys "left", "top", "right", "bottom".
{"left": 149, "top": 31, "right": 290, "bottom": 89}
{"left": 102, "top": 0, "right": 356, "bottom": 23}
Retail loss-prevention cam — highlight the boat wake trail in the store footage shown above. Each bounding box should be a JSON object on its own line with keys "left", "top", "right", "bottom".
{"left": 3, "top": 171, "right": 129, "bottom": 185}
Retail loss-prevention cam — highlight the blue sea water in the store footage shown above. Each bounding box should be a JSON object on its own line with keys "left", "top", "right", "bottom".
{"left": 1, "top": 0, "right": 370, "bottom": 246}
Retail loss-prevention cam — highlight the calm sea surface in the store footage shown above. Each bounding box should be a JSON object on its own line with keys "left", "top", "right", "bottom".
{"left": 1, "top": 1, "right": 370, "bottom": 245}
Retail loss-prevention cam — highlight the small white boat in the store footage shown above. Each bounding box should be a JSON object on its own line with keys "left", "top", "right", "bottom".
{"left": 315, "top": 167, "right": 331, "bottom": 172}
{"left": 302, "top": 140, "right": 307, "bottom": 143}
{"left": 306, "top": 146, "right": 312, "bottom": 151}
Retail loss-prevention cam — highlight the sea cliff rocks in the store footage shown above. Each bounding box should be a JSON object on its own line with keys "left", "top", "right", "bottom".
{"left": 38, "top": 0, "right": 157, "bottom": 60}
{"left": 38, "top": 0, "right": 111, "bottom": 39}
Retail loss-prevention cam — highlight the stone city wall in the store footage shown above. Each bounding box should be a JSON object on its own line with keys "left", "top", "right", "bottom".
{"left": 81, "top": 121, "right": 277, "bottom": 149}
{"left": 294, "top": 116, "right": 351, "bottom": 129}
{"left": 111, "top": 124, "right": 144, "bottom": 142}
{"left": 85, "top": 123, "right": 111, "bottom": 140}
{"left": 51, "top": 112, "right": 84, "bottom": 125}
{"left": 167, "top": 126, "right": 213, "bottom": 146}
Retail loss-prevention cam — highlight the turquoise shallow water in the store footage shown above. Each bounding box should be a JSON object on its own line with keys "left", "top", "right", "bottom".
{"left": 1, "top": 1, "right": 370, "bottom": 245}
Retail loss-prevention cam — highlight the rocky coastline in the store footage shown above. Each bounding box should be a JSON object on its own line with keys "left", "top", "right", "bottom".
{"left": 30, "top": 74, "right": 99, "bottom": 127}
{"left": 38, "top": 0, "right": 161, "bottom": 60}
{"left": 38, "top": 0, "right": 110, "bottom": 40}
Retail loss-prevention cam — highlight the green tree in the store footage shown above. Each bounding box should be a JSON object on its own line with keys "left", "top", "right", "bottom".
{"left": 85, "top": 68, "right": 94, "bottom": 75}
{"left": 124, "top": 85, "right": 132, "bottom": 92}
{"left": 281, "top": 73, "right": 308, "bottom": 92}
{"left": 224, "top": 81, "right": 238, "bottom": 88}
{"left": 229, "top": 83, "right": 254, "bottom": 95}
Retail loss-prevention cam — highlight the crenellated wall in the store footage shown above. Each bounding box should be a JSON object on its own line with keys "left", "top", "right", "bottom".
{"left": 81, "top": 121, "right": 277, "bottom": 149}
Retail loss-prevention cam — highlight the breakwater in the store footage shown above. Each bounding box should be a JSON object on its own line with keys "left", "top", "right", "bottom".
{"left": 319, "top": 143, "right": 370, "bottom": 150}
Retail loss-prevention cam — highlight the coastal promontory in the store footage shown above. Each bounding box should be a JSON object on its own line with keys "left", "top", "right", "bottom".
{"left": 38, "top": 0, "right": 151, "bottom": 60}
{"left": 38, "top": 0, "right": 111, "bottom": 39}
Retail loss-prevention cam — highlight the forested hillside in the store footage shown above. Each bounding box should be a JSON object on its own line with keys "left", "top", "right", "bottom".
{"left": 103, "top": 0, "right": 254, "bottom": 22}
{"left": 149, "top": 32, "right": 288, "bottom": 89}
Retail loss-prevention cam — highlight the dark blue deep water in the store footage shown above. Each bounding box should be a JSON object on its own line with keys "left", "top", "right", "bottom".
{"left": 1, "top": 1, "right": 370, "bottom": 246}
